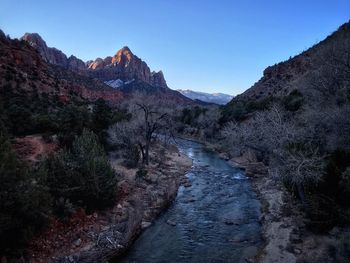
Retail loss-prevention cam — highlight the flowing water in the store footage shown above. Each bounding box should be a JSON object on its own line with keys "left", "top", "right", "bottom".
{"left": 119, "top": 139, "right": 262, "bottom": 263}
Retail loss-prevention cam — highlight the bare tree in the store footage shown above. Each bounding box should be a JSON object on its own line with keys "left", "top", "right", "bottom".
{"left": 134, "top": 100, "right": 170, "bottom": 164}
{"left": 270, "top": 144, "right": 326, "bottom": 205}
{"left": 221, "top": 104, "right": 296, "bottom": 156}
{"left": 109, "top": 94, "right": 173, "bottom": 166}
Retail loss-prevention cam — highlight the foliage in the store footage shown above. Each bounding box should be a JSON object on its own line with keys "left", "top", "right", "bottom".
{"left": 0, "top": 133, "right": 51, "bottom": 252}
{"left": 136, "top": 168, "right": 148, "bottom": 179}
{"left": 91, "top": 98, "right": 130, "bottom": 149}
{"left": 282, "top": 90, "right": 304, "bottom": 111}
{"left": 220, "top": 97, "right": 274, "bottom": 123}
{"left": 123, "top": 144, "right": 140, "bottom": 168}
{"left": 56, "top": 104, "right": 92, "bottom": 147}
{"left": 0, "top": 84, "right": 126, "bottom": 150}
{"left": 177, "top": 105, "right": 220, "bottom": 139}
{"left": 180, "top": 106, "right": 208, "bottom": 125}
{"left": 45, "top": 129, "right": 117, "bottom": 212}
{"left": 221, "top": 101, "right": 350, "bottom": 231}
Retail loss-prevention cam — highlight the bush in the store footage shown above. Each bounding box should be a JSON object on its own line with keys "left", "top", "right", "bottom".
{"left": 123, "top": 144, "right": 140, "bottom": 168}
{"left": 282, "top": 90, "right": 304, "bottom": 111}
{"left": 136, "top": 168, "right": 148, "bottom": 179}
{"left": 56, "top": 105, "right": 91, "bottom": 147}
{"left": 180, "top": 106, "right": 208, "bottom": 125}
{"left": 45, "top": 129, "right": 117, "bottom": 212}
{"left": 220, "top": 97, "right": 274, "bottom": 123}
{"left": 340, "top": 167, "right": 350, "bottom": 195}
{"left": 301, "top": 149, "right": 350, "bottom": 231}
{"left": 0, "top": 133, "right": 51, "bottom": 252}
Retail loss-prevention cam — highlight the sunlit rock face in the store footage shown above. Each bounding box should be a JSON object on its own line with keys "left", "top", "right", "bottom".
{"left": 87, "top": 46, "right": 168, "bottom": 89}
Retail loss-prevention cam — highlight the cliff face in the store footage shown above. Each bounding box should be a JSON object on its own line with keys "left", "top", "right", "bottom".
{"left": 21, "top": 34, "right": 168, "bottom": 89}
{"left": 21, "top": 33, "right": 86, "bottom": 73}
{"left": 86, "top": 46, "right": 168, "bottom": 89}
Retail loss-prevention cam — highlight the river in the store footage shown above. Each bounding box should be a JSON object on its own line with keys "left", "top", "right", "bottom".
{"left": 119, "top": 139, "right": 262, "bottom": 263}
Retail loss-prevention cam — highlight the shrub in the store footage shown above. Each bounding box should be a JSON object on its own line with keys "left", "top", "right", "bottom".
{"left": 56, "top": 105, "right": 91, "bottom": 147}
{"left": 220, "top": 97, "right": 274, "bottom": 123}
{"left": 282, "top": 90, "right": 304, "bottom": 111}
{"left": 123, "top": 144, "right": 140, "bottom": 168}
{"left": 45, "top": 129, "right": 117, "bottom": 212}
{"left": 0, "top": 133, "right": 51, "bottom": 252}
{"left": 339, "top": 167, "right": 350, "bottom": 204}
{"left": 136, "top": 168, "right": 148, "bottom": 179}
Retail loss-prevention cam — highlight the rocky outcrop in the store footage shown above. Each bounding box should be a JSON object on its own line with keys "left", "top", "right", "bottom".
{"left": 67, "top": 55, "right": 86, "bottom": 73}
{"left": 87, "top": 47, "right": 168, "bottom": 89}
{"left": 0, "top": 29, "right": 6, "bottom": 39}
{"left": 151, "top": 70, "right": 167, "bottom": 88}
{"left": 87, "top": 56, "right": 112, "bottom": 70}
{"left": 21, "top": 33, "right": 86, "bottom": 72}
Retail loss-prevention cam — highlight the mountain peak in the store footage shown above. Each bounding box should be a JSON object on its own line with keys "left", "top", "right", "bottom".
{"left": 21, "top": 32, "right": 46, "bottom": 48}
{"left": 112, "top": 46, "right": 134, "bottom": 64}
{"left": 120, "top": 46, "right": 131, "bottom": 52}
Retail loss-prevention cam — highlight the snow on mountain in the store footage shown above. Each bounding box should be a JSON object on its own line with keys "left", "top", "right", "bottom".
{"left": 177, "top": 89, "right": 233, "bottom": 105}
{"left": 104, "top": 79, "right": 134, "bottom": 89}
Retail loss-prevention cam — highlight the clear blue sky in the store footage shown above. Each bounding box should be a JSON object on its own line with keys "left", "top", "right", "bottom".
{"left": 0, "top": 0, "right": 349, "bottom": 95}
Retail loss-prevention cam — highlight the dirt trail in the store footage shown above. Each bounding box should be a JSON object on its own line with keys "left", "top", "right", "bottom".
{"left": 14, "top": 135, "right": 56, "bottom": 162}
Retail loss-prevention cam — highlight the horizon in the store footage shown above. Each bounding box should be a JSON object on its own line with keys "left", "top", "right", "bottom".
{"left": 0, "top": 0, "right": 349, "bottom": 95}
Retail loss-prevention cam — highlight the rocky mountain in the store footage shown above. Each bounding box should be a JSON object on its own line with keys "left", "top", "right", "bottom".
{"left": 21, "top": 33, "right": 86, "bottom": 73}
{"left": 21, "top": 33, "right": 190, "bottom": 103}
{"left": 1, "top": 32, "right": 123, "bottom": 104}
{"left": 177, "top": 89, "right": 233, "bottom": 105}
{"left": 87, "top": 46, "right": 168, "bottom": 89}
{"left": 233, "top": 21, "right": 350, "bottom": 102}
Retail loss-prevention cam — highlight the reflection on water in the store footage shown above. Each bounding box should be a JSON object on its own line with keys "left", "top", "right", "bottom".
{"left": 118, "top": 139, "right": 262, "bottom": 263}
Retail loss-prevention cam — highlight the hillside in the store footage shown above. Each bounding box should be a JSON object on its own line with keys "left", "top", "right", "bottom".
{"left": 221, "top": 21, "right": 350, "bottom": 123}
{"left": 231, "top": 21, "right": 350, "bottom": 102}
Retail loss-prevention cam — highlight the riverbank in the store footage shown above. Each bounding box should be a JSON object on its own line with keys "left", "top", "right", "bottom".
{"left": 233, "top": 156, "right": 350, "bottom": 263}
{"left": 201, "top": 139, "right": 350, "bottom": 263}
{"left": 27, "top": 143, "right": 192, "bottom": 262}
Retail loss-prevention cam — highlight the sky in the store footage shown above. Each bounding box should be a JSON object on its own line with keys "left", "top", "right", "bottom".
{"left": 0, "top": 0, "right": 349, "bottom": 95}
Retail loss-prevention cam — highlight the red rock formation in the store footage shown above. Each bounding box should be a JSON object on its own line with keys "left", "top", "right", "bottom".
{"left": 21, "top": 33, "right": 169, "bottom": 89}
{"left": 21, "top": 33, "right": 86, "bottom": 72}
{"left": 88, "top": 46, "right": 168, "bottom": 89}
{"left": 1, "top": 32, "right": 123, "bottom": 104}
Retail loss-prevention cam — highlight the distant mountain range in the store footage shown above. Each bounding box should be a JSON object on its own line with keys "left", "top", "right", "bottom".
{"left": 177, "top": 89, "right": 233, "bottom": 105}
